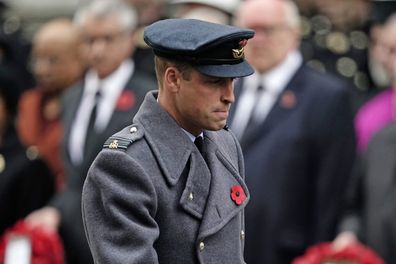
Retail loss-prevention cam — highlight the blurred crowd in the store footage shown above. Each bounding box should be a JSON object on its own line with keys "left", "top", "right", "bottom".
{"left": 0, "top": 0, "right": 396, "bottom": 263}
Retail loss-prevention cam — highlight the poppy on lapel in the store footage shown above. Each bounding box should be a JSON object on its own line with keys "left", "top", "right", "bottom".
{"left": 116, "top": 90, "right": 135, "bottom": 111}
{"left": 231, "top": 185, "right": 246, "bottom": 205}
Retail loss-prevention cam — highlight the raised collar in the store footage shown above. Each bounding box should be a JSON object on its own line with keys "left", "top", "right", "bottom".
{"left": 133, "top": 91, "right": 197, "bottom": 186}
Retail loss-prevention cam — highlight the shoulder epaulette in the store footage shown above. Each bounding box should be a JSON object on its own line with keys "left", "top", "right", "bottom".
{"left": 103, "top": 124, "right": 143, "bottom": 151}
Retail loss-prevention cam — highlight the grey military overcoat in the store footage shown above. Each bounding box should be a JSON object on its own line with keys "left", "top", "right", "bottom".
{"left": 82, "top": 91, "right": 249, "bottom": 263}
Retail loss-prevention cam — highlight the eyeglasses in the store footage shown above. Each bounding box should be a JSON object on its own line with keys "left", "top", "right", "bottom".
{"left": 83, "top": 31, "right": 129, "bottom": 47}
{"left": 253, "top": 25, "right": 289, "bottom": 36}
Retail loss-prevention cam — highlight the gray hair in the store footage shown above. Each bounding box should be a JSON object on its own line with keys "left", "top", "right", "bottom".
{"left": 74, "top": 0, "right": 138, "bottom": 32}
{"left": 283, "top": 0, "right": 301, "bottom": 30}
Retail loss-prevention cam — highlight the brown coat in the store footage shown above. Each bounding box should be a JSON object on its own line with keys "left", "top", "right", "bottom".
{"left": 17, "top": 89, "right": 64, "bottom": 190}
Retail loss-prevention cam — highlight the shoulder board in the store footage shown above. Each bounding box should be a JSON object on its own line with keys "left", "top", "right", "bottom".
{"left": 103, "top": 124, "right": 144, "bottom": 151}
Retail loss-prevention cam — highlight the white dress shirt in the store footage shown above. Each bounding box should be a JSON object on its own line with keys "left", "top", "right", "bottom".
{"left": 231, "top": 50, "right": 303, "bottom": 139}
{"left": 69, "top": 59, "right": 134, "bottom": 165}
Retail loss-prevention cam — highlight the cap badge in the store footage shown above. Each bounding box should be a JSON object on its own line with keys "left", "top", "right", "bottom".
{"left": 232, "top": 47, "right": 244, "bottom": 59}
{"left": 232, "top": 39, "right": 248, "bottom": 59}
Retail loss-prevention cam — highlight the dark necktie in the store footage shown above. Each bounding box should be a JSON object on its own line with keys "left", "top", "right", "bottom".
{"left": 194, "top": 136, "right": 204, "bottom": 154}
{"left": 84, "top": 89, "right": 102, "bottom": 156}
{"left": 240, "top": 84, "right": 265, "bottom": 145}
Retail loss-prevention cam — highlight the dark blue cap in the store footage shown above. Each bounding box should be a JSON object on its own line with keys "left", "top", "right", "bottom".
{"left": 144, "top": 18, "right": 255, "bottom": 78}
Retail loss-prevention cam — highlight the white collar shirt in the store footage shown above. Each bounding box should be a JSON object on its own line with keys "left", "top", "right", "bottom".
{"left": 68, "top": 59, "right": 134, "bottom": 165}
{"left": 231, "top": 50, "right": 303, "bottom": 139}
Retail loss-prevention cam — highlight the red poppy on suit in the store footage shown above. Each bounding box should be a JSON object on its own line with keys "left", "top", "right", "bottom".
{"left": 231, "top": 185, "right": 246, "bottom": 205}
{"left": 292, "top": 242, "right": 384, "bottom": 264}
{"left": 0, "top": 220, "right": 65, "bottom": 264}
{"left": 280, "top": 90, "right": 297, "bottom": 109}
{"left": 116, "top": 90, "right": 135, "bottom": 111}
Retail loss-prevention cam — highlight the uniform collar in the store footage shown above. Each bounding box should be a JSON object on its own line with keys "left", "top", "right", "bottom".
{"left": 134, "top": 91, "right": 198, "bottom": 186}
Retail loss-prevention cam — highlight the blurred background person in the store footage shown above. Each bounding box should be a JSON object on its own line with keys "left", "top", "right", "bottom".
{"left": 124, "top": 0, "right": 168, "bottom": 79}
{"left": 0, "top": 68, "right": 54, "bottom": 235}
{"left": 367, "top": 0, "right": 395, "bottom": 91}
{"left": 354, "top": 12, "right": 396, "bottom": 154}
{"left": 0, "top": 1, "right": 35, "bottom": 93}
{"left": 25, "top": 0, "right": 156, "bottom": 263}
{"left": 332, "top": 3, "right": 396, "bottom": 263}
{"left": 230, "top": 0, "right": 356, "bottom": 263}
{"left": 17, "top": 18, "right": 85, "bottom": 191}
{"left": 334, "top": 121, "right": 396, "bottom": 263}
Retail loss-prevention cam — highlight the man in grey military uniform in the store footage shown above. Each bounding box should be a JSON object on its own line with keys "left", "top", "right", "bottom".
{"left": 82, "top": 19, "right": 254, "bottom": 263}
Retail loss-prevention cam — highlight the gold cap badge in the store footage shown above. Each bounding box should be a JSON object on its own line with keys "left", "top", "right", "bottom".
{"left": 232, "top": 39, "right": 248, "bottom": 59}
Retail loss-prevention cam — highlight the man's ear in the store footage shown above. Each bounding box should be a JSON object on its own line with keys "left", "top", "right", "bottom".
{"left": 164, "top": 67, "right": 181, "bottom": 92}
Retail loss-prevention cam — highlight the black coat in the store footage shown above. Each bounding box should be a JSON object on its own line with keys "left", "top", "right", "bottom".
{"left": 229, "top": 65, "right": 356, "bottom": 264}
{"left": 0, "top": 126, "right": 54, "bottom": 234}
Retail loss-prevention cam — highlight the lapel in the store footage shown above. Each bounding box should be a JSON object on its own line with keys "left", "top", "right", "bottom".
{"left": 240, "top": 67, "right": 304, "bottom": 150}
{"left": 85, "top": 70, "right": 151, "bottom": 160}
{"left": 135, "top": 91, "right": 195, "bottom": 187}
{"left": 197, "top": 132, "right": 249, "bottom": 239}
{"left": 62, "top": 82, "right": 84, "bottom": 164}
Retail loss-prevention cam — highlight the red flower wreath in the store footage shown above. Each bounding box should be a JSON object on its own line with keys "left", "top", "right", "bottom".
{"left": 0, "top": 220, "right": 64, "bottom": 264}
{"left": 231, "top": 185, "right": 246, "bottom": 205}
{"left": 293, "top": 242, "right": 385, "bottom": 264}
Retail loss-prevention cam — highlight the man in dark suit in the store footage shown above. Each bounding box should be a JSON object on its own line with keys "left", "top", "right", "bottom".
{"left": 82, "top": 18, "right": 254, "bottom": 263}
{"left": 229, "top": 0, "right": 356, "bottom": 263}
{"left": 334, "top": 122, "right": 396, "bottom": 264}
{"left": 25, "top": 1, "right": 156, "bottom": 263}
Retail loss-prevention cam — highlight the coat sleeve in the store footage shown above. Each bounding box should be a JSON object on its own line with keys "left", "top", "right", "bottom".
{"left": 82, "top": 149, "right": 160, "bottom": 263}
{"left": 337, "top": 156, "right": 364, "bottom": 237}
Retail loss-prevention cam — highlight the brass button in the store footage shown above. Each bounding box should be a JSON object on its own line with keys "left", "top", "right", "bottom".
{"left": 240, "top": 230, "right": 245, "bottom": 240}
{"left": 188, "top": 192, "right": 194, "bottom": 201}
{"left": 130, "top": 126, "right": 137, "bottom": 133}
{"left": 199, "top": 242, "right": 205, "bottom": 251}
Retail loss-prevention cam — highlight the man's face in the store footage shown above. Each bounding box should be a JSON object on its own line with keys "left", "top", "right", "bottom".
{"left": 32, "top": 29, "right": 84, "bottom": 93}
{"left": 81, "top": 15, "right": 135, "bottom": 79}
{"left": 173, "top": 69, "right": 235, "bottom": 136}
{"left": 238, "top": 1, "right": 298, "bottom": 73}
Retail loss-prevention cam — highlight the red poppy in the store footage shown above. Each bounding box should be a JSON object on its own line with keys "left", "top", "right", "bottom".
{"left": 0, "top": 220, "right": 65, "bottom": 264}
{"left": 116, "top": 90, "right": 135, "bottom": 111}
{"left": 293, "top": 242, "right": 384, "bottom": 264}
{"left": 231, "top": 185, "right": 246, "bottom": 205}
{"left": 280, "top": 90, "right": 297, "bottom": 109}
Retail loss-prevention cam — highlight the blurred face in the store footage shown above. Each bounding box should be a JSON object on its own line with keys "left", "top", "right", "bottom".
{"left": 164, "top": 68, "right": 235, "bottom": 136}
{"left": 379, "top": 22, "right": 396, "bottom": 80}
{"left": 81, "top": 15, "right": 135, "bottom": 79}
{"left": 237, "top": 0, "right": 299, "bottom": 73}
{"left": 32, "top": 24, "right": 84, "bottom": 93}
